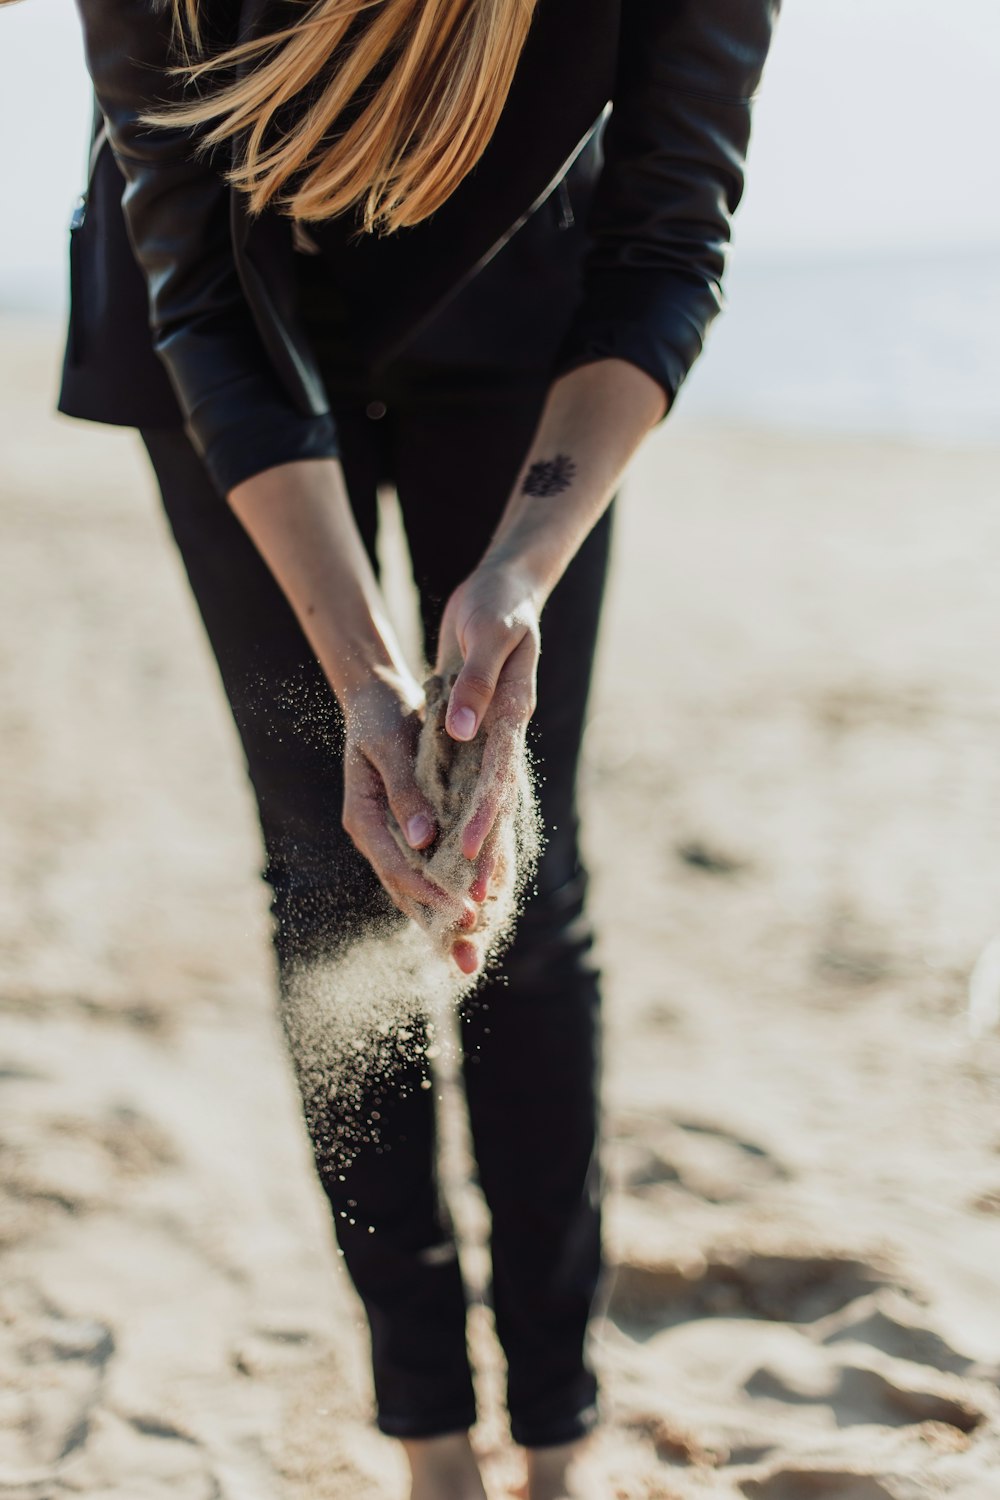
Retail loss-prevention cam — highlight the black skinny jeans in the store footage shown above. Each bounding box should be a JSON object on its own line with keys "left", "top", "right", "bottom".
{"left": 140, "top": 289, "right": 611, "bottom": 1446}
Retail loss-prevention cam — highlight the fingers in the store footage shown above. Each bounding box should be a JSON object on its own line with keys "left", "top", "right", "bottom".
{"left": 489, "top": 631, "right": 538, "bottom": 726}
{"left": 366, "top": 816, "right": 473, "bottom": 925}
{"left": 462, "top": 780, "right": 503, "bottom": 863}
{"left": 353, "top": 809, "right": 480, "bottom": 959}
{"left": 372, "top": 731, "right": 438, "bottom": 851}
{"left": 462, "top": 718, "right": 521, "bottom": 861}
{"left": 446, "top": 611, "right": 530, "bottom": 742}
{"left": 446, "top": 653, "right": 500, "bottom": 743}
{"left": 450, "top": 937, "right": 480, "bottom": 976}
{"left": 343, "top": 757, "right": 473, "bottom": 930}
{"left": 469, "top": 824, "right": 500, "bottom": 903}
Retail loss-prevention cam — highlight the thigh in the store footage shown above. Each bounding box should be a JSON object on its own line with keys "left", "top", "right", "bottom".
{"left": 390, "top": 375, "right": 549, "bottom": 652}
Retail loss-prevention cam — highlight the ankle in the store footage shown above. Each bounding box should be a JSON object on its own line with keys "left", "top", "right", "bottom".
{"left": 524, "top": 1438, "right": 596, "bottom": 1500}
{"left": 403, "top": 1432, "right": 487, "bottom": 1500}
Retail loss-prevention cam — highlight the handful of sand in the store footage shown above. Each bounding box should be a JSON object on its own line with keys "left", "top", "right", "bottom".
{"left": 389, "top": 674, "right": 538, "bottom": 973}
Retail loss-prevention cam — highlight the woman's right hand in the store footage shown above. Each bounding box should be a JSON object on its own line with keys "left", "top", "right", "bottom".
{"left": 341, "top": 671, "right": 477, "bottom": 937}
{"left": 226, "top": 459, "right": 475, "bottom": 940}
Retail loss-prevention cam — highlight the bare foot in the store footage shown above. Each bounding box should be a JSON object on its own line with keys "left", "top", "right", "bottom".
{"left": 403, "top": 1432, "right": 488, "bottom": 1500}
{"left": 525, "top": 1439, "right": 598, "bottom": 1500}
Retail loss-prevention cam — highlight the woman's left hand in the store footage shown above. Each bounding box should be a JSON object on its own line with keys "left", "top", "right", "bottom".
{"left": 434, "top": 361, "right": 670, "bottom": 902}
{"left": 436, "top": 560, "right": 541, "bottom": 901}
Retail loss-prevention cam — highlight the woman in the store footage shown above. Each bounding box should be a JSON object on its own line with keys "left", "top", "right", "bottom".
{"left": 61, "top": 0, "right": 779, "bottom": 1494}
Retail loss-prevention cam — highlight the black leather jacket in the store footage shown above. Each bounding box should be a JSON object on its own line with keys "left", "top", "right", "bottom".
{"left": 64, "top": 0, "right": 780, "bottom": 495}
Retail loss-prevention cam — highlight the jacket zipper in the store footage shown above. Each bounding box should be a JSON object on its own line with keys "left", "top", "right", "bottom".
{"left": 556, "top": 177, "right": 575, "bottom": 230}
{"left": 375, "top": 103, "right": 608, "bottom": 371}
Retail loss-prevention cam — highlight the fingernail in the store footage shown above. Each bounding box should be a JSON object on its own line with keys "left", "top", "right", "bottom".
{"left": 406, "top": 814, "right": 433, "bottom": 848}
{"left": 450, "top": 706, "right": 477, "bottom": 741}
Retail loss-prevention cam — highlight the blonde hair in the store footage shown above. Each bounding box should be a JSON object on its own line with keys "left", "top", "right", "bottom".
{"left": 155, "top": 0, "right": 537, "bottom": 234}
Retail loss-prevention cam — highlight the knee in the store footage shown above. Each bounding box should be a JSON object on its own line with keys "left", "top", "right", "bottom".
{"left": 491, "top": 865, "right": 600, "bottom": 1001}
{"left": 264, "top": 837, "right": 396, "bottom": 969}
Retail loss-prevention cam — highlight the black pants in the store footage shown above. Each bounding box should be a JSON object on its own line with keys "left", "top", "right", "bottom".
{"left": 140, "top": 330, "right": 610, "bottom": 1446}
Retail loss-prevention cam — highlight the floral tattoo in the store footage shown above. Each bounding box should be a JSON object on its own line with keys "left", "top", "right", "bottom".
{"left": 521, "top": 453, "right": 577, "bottom": 497}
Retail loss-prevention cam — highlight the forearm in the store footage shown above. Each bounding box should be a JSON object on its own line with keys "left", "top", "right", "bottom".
{"left": 228, "top": 458, "right": 415, "bottom": 705}
{"left": 227, "top": 361, "right": 662, "bottom": 729}
{"left": 484, "top": 357, "right": 667, "bottom": 603}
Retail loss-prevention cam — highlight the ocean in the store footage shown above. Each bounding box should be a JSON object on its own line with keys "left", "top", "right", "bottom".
{"left": 3, "top": 247, "right": 998, "bottom": 449}
{"left": 677, "top": 247, "right": 1000, "bottom": 448}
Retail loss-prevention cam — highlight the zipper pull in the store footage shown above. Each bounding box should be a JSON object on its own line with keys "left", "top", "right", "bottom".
{"left": 556, "top": 177, "right": 575, "bottom": 231}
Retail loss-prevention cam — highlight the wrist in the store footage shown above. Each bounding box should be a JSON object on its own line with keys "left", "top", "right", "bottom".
{"left": 227, "top": 456, "right": 420, "bottom": 707}
{"left": 479, "top": 527, "right": 569, "bottom": 610}
{"left": 473, "top": 545, "right": 545, "bottom": 610}
{"left": 323, "top": 632, "right": 422, "bottom": 712}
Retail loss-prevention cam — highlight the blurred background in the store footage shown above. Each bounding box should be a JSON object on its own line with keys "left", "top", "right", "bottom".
{"left": 3, "top": 0, "right": 999, "bottom": 441}
{"left": 3, "top": 4, "right": 1000, "bottom": 1498}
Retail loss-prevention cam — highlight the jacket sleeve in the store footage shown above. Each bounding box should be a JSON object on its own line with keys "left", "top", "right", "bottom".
{"left": 74, "top": 0, "right": 339, "bottom": 494}
{"left": 551, "top": 0, "right": 781, "bottom": 414}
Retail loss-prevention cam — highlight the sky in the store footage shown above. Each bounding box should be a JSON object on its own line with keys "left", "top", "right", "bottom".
{"left": 0, "top": 0, "right": 998, "bottom": 304}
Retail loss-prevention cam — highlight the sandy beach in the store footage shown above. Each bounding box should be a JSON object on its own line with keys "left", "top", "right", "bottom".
{"left": 2, "top": 315, "right": 1000, "bottom": 1500}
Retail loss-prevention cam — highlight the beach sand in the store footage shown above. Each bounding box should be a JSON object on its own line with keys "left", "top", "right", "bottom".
{"left": 2, "top": 317, "right": 1000, "bottom": 1499}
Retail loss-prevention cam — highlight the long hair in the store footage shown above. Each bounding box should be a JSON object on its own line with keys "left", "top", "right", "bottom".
{"left": 154, "top": 0, "right": 537, "bottom": 234}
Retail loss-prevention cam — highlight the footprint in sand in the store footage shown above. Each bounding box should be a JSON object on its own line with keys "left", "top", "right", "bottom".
{"left": 818, "top": 1291, "right": 991, "bottom": 1379}
{"left": 968, "top": 1186, "right": 1000, "bottom": 1216}
{"left": 741, "top": 1470, "right": 897, "bottom": 1500}
{"left": 621, "top": 1410, "right": 730, "bottom": 1468}
{"left": 1, "top": 1103, "right": 177, "bottom": 1216}
{"left": 3, "top": 1287, "right": 229, "bottom": 1496}
{"left": 52, "top": 1104, "right": 178, "bottom": 1175}
{"left": 232, "top": 1324, "right": 321, "bottom": 1378}
{"left": 612, "top": 1140, "right": 684, "bottom": 1191}
{"left": 0, "top": 1061, "right": 50, "bottom": 1083}
{"left": 2, "top": 1295, "right": 116, "bottom": 1473}
{"left": 613, "top": 1117, "right": 789, "bottom": 1206}
{"left": 608, "top": 1247, "right": 899, "bottom": 1325}
{"left": 833, "top": 1364, "right": 983, "bottom": 1432}
{"left": 744, "top": 1358, "right": 984, "bottom": 1435}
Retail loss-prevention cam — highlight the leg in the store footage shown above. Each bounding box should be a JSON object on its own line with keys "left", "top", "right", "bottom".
{"left": 389, "top": 376, "right": 610, "bottom": 1448}
{"left": 524, "top": 1440, "right": 603, "bottom": 1500}
{"left": 139, "top": 422, "right": 477, "bottom": 1438}
{"left": 461, "top": 516, "right": 609, "bottom": 1451}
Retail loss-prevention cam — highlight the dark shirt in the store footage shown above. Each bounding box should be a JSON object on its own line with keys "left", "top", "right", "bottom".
{"left": 295, "top": 139, "right": 600, "bottom": 395}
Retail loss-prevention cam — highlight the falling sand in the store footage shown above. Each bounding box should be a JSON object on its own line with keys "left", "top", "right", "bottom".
{"left": 9, "top": 322, "right": 1000, "bottom": 1498}
{"left": 391, "top": 673, "right": 539, "bottom": 968}
{"left": 279, "top": 674, "right": 540, "bottom": 1173}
